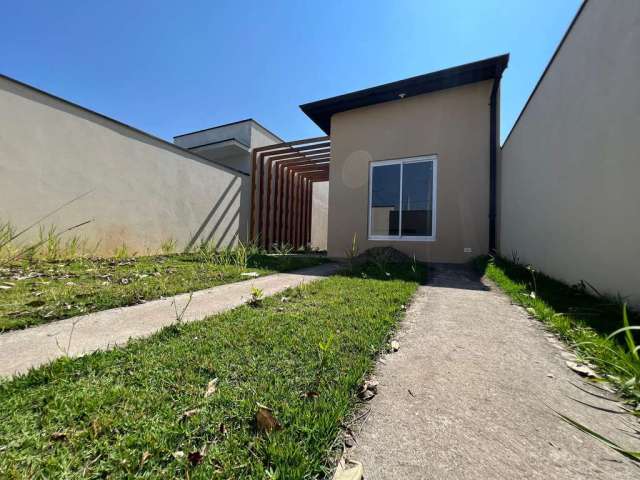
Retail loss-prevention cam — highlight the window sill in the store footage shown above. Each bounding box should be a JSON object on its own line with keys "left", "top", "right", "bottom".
{"left": 368, "top": 236, "right": 436, "bottom": 242}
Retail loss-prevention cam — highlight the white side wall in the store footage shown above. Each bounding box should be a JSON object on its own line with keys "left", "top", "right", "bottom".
{"left": 499, "top": 0, "right": 640, "bottom": 304}
{"left": 0, "top": 75, "right": 250, "bottom": 255}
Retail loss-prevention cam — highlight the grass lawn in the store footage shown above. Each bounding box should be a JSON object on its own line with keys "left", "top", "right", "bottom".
{"left": 476, "top": 256, "right": 640, "bottom": 403}
{"left": 0, "top": 253, "right": 328, "bottom": 332}
{"left": 0, "top": 262, "right": 426, "bottom": 479}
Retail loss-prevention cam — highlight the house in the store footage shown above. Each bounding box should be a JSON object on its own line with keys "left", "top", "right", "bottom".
{"left": 2, "top": 0, "right": 637, "bottom": 304}
{"left": 252, "top": 55, "right": 508, "bottom": 264}
{"left": 173, "top": 119, "right": 282, "bottom": 174}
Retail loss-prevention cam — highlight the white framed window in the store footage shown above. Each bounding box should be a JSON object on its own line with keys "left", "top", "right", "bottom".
{"left": 368, "top": 155, "right": 437, "bottom": 241}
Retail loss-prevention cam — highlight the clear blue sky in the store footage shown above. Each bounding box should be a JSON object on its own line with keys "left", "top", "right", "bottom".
{"left": 1, "top": 0, "right": 582, "bottom": 144}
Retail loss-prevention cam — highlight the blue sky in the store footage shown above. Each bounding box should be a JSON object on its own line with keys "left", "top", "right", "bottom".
{"left": 1, "top": 0, "right": 582, "bottom": 144}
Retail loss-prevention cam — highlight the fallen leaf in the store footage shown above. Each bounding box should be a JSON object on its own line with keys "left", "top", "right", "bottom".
{"left": 344, "top": 428, "right": 356, "bottom": 448}
{"left": 205, "top": 378, "right": 218, "bottom": 398}
{"left": 50, "top": 431, "right": 67, "bottom": 441}
{"left": 188, "top": 451, "right": 204, "bottom": 466}
{"left": 565, "top": 361, "right": 599, "bottom": 378}
{"left": 390, "top": 340, "right": 400, "bottom": 352}
{"left": 255, "top": 405, "right": 282, "bottom": 433}
{"left": 358, "top": 379, "right": 378, "bottom": 400}
{"left": 219, "top": 423, "right": 227, "bottom": 435}
{"left": 179, "top": 409, "right": 200, "bottom": 422}
{"left": 332, "top": 459, "right": 363, "bottom": 480}
{"left": 140, "top": 451, "right": 152, "bottom": 466}
{"left": 301, "top": 391, "right": 319, "bottom": 399}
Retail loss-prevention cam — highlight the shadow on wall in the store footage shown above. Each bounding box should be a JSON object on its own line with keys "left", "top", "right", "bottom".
{"left": 1, "top": 77, "right": 251, "bottom": 255}
{"left": 185, "top": 175, "right": 249, "bottom": 251}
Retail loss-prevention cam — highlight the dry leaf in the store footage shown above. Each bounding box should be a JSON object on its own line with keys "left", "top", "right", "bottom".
{"left": 358, "top": 379, "right": 379, "bottom": 400}
{"left": 565, "top": 361, "right": 599, "bottom": 378}
{"left": 301, "top": 391, "right": 319, "bottom": 400}
{"left": 205, "top": 378, "right": 218, "bottom": 398}
{"left": 219, "top": 423, "right": 227, "bottom": 435}
{"left": 179, "top": 408, "right": 200, "bottom": 422}
{"left": 140, "top": 451, "right": 152, "bottom": 466}
{"left": 390, "top": 340, "right": 400, "bottom": 352}
{"left": 50, "top": 431, "right": 67, "bottom": 441}
{"left": 188, "top": 450, "right": 204, "bottom": 466}
{"left": 255, "top": 405, "right": 282, "bottom": 433}
{"left": 332, "top": 459, "right": 363, "bottom": 480}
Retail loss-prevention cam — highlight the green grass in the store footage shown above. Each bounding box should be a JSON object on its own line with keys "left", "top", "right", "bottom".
{"left": 0, "top": 253, "right": 328, "bottom": 332}
{"left": 476, "top": 256, "right": 640, "bottom": 403}
{"left": 0, "top": 262, "right": 426, "bottom": 479}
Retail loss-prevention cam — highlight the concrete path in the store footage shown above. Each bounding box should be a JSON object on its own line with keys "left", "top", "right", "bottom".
{"left": 0, "top": 262, "right": 340, "bottom": 378}
{"left": 350, "top": 265, "right": 640, "bottom": 479}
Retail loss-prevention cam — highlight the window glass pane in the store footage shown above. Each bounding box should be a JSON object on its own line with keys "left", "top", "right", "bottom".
{"left": 370, "top": 163, "right": 400, "bottom": 236}
{"left": 401, "top": 161, "right": 433, "bottom": 237}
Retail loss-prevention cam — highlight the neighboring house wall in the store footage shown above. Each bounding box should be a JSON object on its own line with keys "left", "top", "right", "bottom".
{"left": 311, "top": 181, "right": 329, "bottom": 250}
{"left": 499, "top": 0, "right": 640, "bottom": 305}
{"left": 173, "top": 120, "right": 282, "bottom": 174}
{"left": 0, "top": 75, "right": 250, "bottom": 255}
{"left": 327, "top": 80, "right": 494, "bottom": 263}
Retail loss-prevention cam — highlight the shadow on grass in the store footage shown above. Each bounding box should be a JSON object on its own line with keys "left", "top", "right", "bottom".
{"left": 337, "top": 261, "right": 429, "bottom": 285}
{"left": 474, "top": 256, "right": 638, "bottom": 338}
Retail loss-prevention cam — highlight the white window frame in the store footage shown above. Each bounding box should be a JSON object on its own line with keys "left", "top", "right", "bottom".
{"left": 368, "top": 155, "right": 437, "bottom": 242}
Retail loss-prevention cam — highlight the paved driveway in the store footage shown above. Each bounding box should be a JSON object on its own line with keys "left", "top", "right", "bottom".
{"left": 349, "top": 265, "right": 640, "bottom": 479}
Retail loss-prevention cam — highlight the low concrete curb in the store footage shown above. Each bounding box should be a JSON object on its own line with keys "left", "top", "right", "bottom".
{"left": 0, "top": 262, "right": 341, "bottom": 378}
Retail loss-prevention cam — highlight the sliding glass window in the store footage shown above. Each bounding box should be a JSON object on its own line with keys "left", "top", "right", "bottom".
{"left": 368, "top": 156, "right": 437, "bottom": 241}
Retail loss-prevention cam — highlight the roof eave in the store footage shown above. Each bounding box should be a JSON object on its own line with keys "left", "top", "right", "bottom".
{"left": 300, "top": 54, "right": 509, "bottom": 134}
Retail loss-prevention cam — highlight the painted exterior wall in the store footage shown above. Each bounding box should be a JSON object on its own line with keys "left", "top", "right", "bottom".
{"left": 311, "top": 181, "right": 329, "bottom": 250}
{"left": 327, "top": 80, "right": 494, "bottom": 263}
{"left": 0, "top": 75, "right": 250, "bottom": 255}
{"left": 499, "top": 0, "right": 640, "bottom": 305}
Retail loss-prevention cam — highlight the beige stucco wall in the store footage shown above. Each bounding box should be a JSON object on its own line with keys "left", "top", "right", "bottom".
{"left": 499, "top": 0, "right": 640, "bottom": 305}
{"left": 311, "top": 181, "right": 329, "bottom": 250}
{"left": 0, "top": 75, "right": 250, "bottom": 255}
{"left": 327, "top": 80, "right": 494, "bottom": 263}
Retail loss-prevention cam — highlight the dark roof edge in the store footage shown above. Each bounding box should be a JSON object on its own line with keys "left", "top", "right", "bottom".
{"left": 300, "top": 54, "right": 509, "bottom": 134}
{"left": 174, "top": 118, "right": 284, "bottom": 143}
{"left": 188, "top": 137, "right": 250, "bottom": 151}
{"left": 0, "top": 73, "right": 249, "bottom": 177}
{"left": 502, "top": 0, "right": 588, "bottom": 147}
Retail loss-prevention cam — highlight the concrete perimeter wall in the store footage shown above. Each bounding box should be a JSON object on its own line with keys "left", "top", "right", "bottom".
{"left": 499, "top": 0, "right": 640, "bottom": 305}
{"left": 0, "top": 75, "right": 250, "bottom": 255}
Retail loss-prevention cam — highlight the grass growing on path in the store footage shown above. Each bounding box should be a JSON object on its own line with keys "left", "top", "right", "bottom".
{"left": 476, "top": 256, "right": 640, "bottom": 403}
{"left": 0, "top": 253, "right": 327, "bottom": 331}
{"left": 0, "top": 262, "right": 425, "bottom": 479}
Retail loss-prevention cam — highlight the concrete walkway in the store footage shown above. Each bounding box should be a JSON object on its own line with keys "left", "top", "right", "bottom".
{"left": 350, "top": 265, "right": 640, "bottom": 479}
{"left": 0, "top": 262, "right": 340, "bottom": 377}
